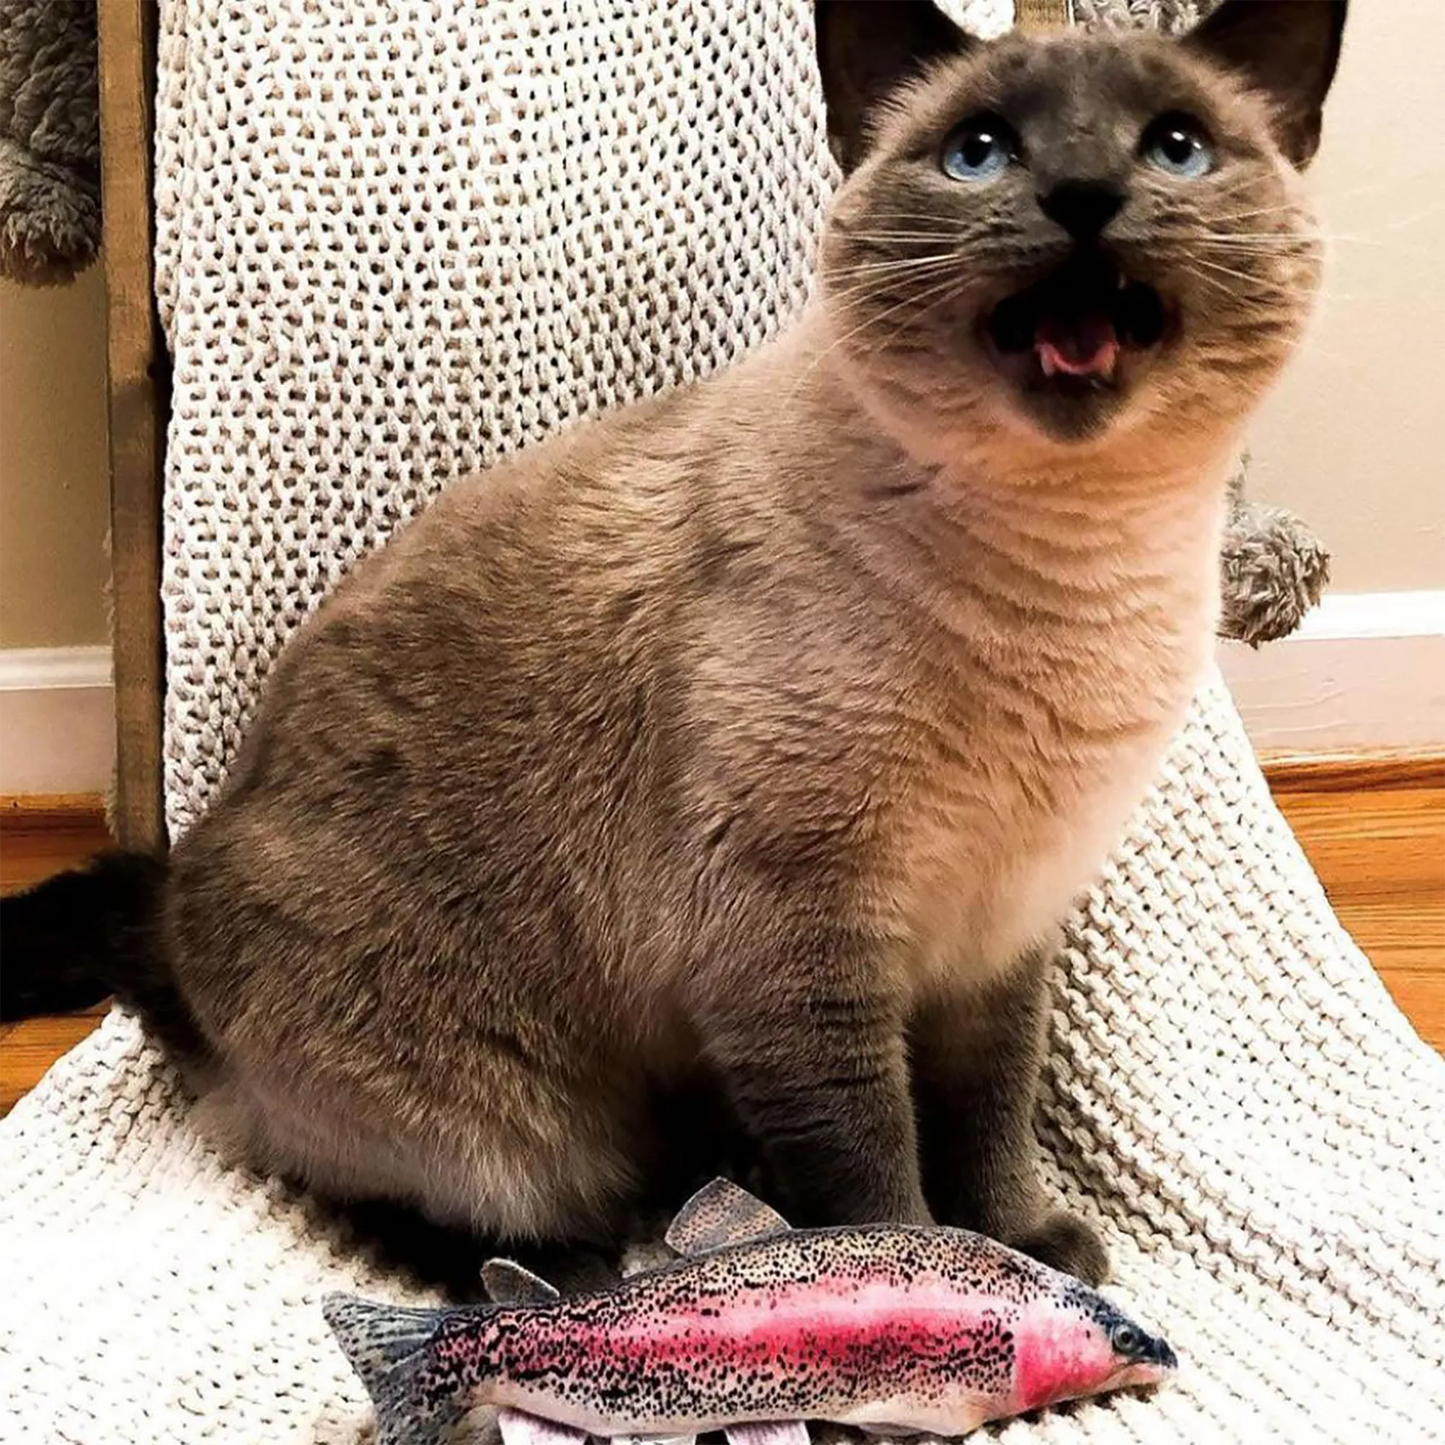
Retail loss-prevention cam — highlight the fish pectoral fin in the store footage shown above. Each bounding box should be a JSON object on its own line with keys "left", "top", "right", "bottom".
{"left": 664, "top": 1178, "right": 792, "bottom": 1256}
{"left": 497, "top": 1408, "right": 591, "bottom": 1445}
{"left": 723, "top": 1423, "right": 811, "bottom": 1445}
{"left": 482, "top": 1258, "right": 562, "bottom": 1306}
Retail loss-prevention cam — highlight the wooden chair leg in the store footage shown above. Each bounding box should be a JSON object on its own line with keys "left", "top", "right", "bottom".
{"left": 97, "top": 0, "right": 167, "bottom": 853}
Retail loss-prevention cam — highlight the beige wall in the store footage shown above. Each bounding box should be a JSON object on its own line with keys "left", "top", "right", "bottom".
{"left": 0, "top": 267, "right": 112, "bottom": 648}
{"left": 1248, "top": 0, "right": 1445, "bottom": 592}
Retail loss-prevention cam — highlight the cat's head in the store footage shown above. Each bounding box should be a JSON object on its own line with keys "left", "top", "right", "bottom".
{"left": 814, "top": 0, "right": 1346, "bottom": 460}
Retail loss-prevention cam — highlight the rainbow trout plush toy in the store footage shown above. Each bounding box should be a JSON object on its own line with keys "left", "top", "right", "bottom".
{"left": 325, "top": 1180, "right": 1176, "bottom": 1445}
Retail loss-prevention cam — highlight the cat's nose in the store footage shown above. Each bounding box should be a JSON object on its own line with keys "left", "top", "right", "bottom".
{"left": 1036, "top": 179, "right": 1126, "bottom": 240}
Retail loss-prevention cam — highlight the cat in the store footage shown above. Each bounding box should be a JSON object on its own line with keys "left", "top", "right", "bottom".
{"left": 3, "top": 0, "right": 1345, "bottom": 1293}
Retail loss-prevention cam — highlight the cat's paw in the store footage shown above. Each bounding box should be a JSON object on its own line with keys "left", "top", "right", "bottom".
{"left": 1010, "top": 1210, "right": 1109, "bottom": 1285}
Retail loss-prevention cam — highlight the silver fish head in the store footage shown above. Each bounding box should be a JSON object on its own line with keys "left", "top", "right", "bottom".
{"left": 1086, "top": 1296, "right": 1178, "bottom": 1389}
{"left": 1010, "top": 1278, "right": 1178, "bottom": 1413}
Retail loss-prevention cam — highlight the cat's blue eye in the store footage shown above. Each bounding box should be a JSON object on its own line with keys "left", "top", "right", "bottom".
{"left": 1142, "top": 113, "right": 1214, "bottom": 179}
{"left": 941, "top": 117, "right": 1016, "bottom": 183}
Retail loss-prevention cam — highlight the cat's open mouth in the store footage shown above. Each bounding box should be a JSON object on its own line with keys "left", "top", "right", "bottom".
{"left": 984, "top": 253, "right": 1169, "bottom": 390}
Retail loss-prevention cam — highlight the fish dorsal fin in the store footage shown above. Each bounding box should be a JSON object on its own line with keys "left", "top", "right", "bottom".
{"left": 482, "top": 1259, "right": 561, "bottom": 1306}
{"left": 665, "top": 1178, "right": 791, "bottom": 1256}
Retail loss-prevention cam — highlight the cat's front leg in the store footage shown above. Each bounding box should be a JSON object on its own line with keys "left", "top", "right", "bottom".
{"left": 687, "top": 922, "right": 931, "bottom": 1229}
{"left": 911, "top": 945, "right": 1109, "bottom": 1285}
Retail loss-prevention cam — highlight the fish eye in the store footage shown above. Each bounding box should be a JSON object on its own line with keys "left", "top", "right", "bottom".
{"left": 941, "top": 114, "right": 1018, "bottom": 183}
{"left": 1111, "top": 1323, "right": 1141, "bottom": 1355}
{"left": 1141, "top": 112, "right": 1214, "bottom": 179}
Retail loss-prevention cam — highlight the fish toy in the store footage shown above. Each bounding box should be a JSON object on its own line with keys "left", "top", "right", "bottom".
{"left": 325, "top": 1178, "right": 1176, "bottom": 1445}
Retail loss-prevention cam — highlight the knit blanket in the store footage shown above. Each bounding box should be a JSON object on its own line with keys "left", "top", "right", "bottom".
{"left": 4, "top": 1, "right": 1444, "bottom": 1441}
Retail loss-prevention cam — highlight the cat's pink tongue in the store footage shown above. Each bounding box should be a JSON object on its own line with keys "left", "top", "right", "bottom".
{"left": 1036, "top": 315, "right": 1119, "bottom": 379}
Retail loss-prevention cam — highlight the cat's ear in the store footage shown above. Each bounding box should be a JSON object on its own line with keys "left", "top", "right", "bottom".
{"left": 815, "top": 1, "right": 976, "bottom": 173}
{"left": 1183, "top": 0, "right": 1347, "bottom": 169}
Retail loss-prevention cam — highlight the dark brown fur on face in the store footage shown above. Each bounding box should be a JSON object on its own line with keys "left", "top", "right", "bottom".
{"left": 2, "top": 1, "right": 1346, "bottom": 1293}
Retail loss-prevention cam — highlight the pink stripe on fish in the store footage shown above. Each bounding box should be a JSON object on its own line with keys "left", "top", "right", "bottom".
{"left": 509, "top": 1298, "right": 1005, "bottom": 1377}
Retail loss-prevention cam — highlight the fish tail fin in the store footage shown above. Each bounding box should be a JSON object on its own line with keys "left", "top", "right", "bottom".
{"left": 323, "top": 1293, "right": 477, "bottom": 1445}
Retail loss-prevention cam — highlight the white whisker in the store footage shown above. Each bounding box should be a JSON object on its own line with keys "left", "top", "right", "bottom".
{"left": 784, "top": 270, "right": 981, "bottom": 407}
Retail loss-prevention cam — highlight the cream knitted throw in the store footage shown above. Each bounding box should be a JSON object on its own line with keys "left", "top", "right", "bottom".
{"left": 4, "top": 2, "right": 1444, "bottom": 1442}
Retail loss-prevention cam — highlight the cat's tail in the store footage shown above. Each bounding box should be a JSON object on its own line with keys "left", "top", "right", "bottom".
{"left": 0, "top": 851, "right": 210, "bottom": 1063}
{"left": 323, "top": 1294, "right": 473, "bottom": 1445}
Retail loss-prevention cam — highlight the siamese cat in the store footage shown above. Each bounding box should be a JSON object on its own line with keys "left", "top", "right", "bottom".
{"left": 4, "top": 0, "right": 1346, "bottom": 1292}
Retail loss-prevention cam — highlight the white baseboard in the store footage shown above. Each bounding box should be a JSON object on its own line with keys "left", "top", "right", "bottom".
{"left": 1219, "top": 589, "right": 1445, "bottom": 753}
{"left": 0, "top": 646, "right": 115, "bottom": 795}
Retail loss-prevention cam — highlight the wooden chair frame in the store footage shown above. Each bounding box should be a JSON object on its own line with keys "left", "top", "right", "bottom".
{"left": 99, "top": 0, "right": 165, "bottom": 851}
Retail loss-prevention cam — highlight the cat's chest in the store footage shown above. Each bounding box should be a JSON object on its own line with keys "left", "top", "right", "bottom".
{"left": 870, "top": 599, "right": 1210, "bottom": 983}
{"left": 894, "top": 726, "right": 1170, "bottom": 978}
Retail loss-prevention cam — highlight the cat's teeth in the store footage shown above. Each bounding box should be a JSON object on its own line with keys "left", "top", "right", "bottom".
{"left": 1040, "top": 349, "right": 1059, "bottom": 378}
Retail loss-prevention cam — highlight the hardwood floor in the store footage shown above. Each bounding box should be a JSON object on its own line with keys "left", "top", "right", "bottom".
{"left": 2, "top": 767, "right": 1442, "bottom": 1115}
{"left": 1264, "top": 757, "right": 1444, "bottom": 1054}
{"left": 0, "top": 795, "right": 112, "bottom": 894}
